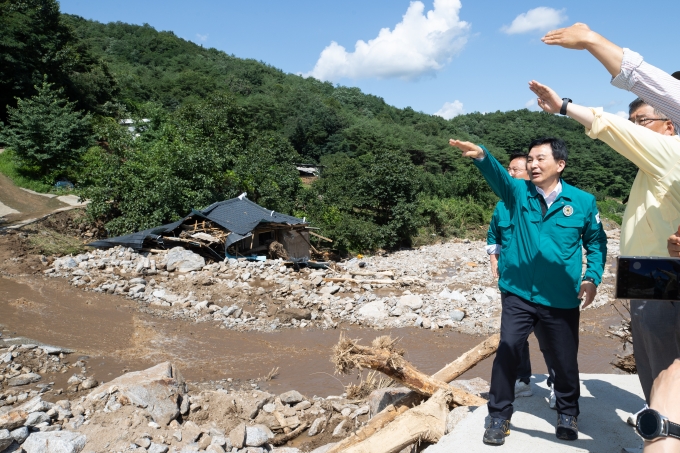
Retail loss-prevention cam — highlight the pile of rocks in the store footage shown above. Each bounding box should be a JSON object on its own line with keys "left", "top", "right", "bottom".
{"left": 42, "top": 235, "right": 619, "bottom": 335}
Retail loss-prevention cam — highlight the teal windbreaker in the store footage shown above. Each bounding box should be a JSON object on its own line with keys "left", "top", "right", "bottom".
{"left": 487, "top": 200, "right": 511, "bottom": 273}
{"left": 474, "top": 147, "right": 607, "bottom": 309}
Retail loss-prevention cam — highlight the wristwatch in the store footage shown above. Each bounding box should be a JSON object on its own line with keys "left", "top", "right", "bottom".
{"left": 636, "top": 408, "right": 680, "bottom": 441}
{"left": 582, "top": 277, "right": 595, "bottom": 285}
{"left": 560, "top": 98, "right": 572, "bottom": 115}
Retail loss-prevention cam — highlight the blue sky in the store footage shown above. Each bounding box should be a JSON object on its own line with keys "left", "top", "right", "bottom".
{"left": 58, "top": 0, "right": 680, "bottom": 119}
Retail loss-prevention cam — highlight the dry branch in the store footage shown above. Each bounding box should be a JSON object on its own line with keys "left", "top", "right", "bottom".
{"left": 271, "top": 421, "right": 309, "bottom": 446}
{"left": 332, "top": 335, "right": 486, "bottom": 407}
{"left": 326, "top": 334, "right": 498, "bottom": 453}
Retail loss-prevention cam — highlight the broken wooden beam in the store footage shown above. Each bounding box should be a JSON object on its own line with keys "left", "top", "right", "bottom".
{"left": 326, "top": 334, "right": 498, "bottom": 453}
{"left": 332, "top": 335, "right": 486, "bottom": 407}
{"left": 341, "top": 389, "right": 452, "bottom": 453}
{"left": 270, "top": 421, "right": 309, "bottom": 446}
{"left": 432, "top": 333, "right": 500, "bottom": 382}
{"left": 309, "top": 231, "right": 333, "bottom": 242}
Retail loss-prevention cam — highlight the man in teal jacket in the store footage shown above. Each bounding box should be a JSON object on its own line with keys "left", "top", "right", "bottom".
{"left": 450, "top": 137, "right": 607, "bottom": 445}
{"left": 487, "top": 153, "right": 556, "bottom": 405}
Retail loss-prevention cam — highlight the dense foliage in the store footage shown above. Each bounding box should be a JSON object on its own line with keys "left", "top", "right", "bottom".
{"left": 0, "top": 0, "right": 634, "bottom": 251}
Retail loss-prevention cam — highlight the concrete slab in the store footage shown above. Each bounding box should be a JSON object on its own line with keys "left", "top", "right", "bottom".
{"left": 425, "top": 374, "right": 645, "bottom": 453}
{"left": 0, "top": 200, "right": 19, "bottom": 217}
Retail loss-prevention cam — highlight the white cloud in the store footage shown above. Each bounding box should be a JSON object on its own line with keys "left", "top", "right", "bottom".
{"left": 434, "top": 100, "right": 464, "bottom": 119}
{"left": 501, "top": 7, "right": 567, "bottom": 35}
{"left": 615, "top": 110, "right": 628, "bottom": 118}
{"left": 196, "top": 33, "right": 208, "bottom": 42}
{"left": 525, "top": 98, "right": 536, "bottom": 109}
{"left": 305, "top": 0, "right": 470, "bottom": 82}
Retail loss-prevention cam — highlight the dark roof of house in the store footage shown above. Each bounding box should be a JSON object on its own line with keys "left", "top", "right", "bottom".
{"left": 88, "top": 196, "right": 306, "bottom": 251}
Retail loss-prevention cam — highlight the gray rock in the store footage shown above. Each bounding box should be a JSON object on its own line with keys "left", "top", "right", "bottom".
{"left": 445, "top": 406, "right": 473, "bottom": 434}
{"left": 308, "top": 417, "right": 326, "bottom": 437}
{"left": 271, "top": 448, "right": 301, "bottom": 453}
{"left": 319, "top": 285, "right": 340, "bottom": 295}
{"left": 166, "top": 247, "right": 205, "bottom": 273}
{"left": 135, "top": 437, "right": 151, "bottom": 448}
{"left": 61, "top": 258, "right": 78, "bottom": 269}
{"left": 0, "top": 411, "right": 29, "bottom": 431}
{"left": 357, "top": 301, "right": 388, "bottom": 320}
{"left": 397, "top": 294, "right": 423, "bottom": 311}
{"left": 8, "top": 373, "right": 41, "bottom": 387}
{"left": 206, "top": 445, "right": 225, "bottom": 453}
{"left": 129, "top": 277, "right": 147, "bottom": 285}
{"left": 128, "top": 284, "right": 146, "bottom": 295}
{"left": 0, "top": 353, "right": 11, "bottom": 364}
{"left": 332, "top": 420, "right": 347, "bottom": 437}
{"left": 229, "top": 423, "right": 246, "bottom": 449}
{"left": 10, "top": 426, "right": 29, "bottom": 444}
{"left": 86, "top": 362, "right": 184, "bottom": 426}
{"left": 450, "top": 309, "right": 465, "bottom": 322}
{"left": 25, "top": 412, "right": 50, "bottom": 427}
{"left": 80, "top": 378, "right": 98, "bottom": 390}
{"left": 22, "top": 431, "right": 86, "bottom": 453}
{"left": 310, "top": 444, "right": 338, "bottom": 453}
{"left": 279, "top": 390, "right": 304, "bottom": 404}
{"left": 0, "top": 429, "right": 12, "bottom": 452}
{"left": 148, "top": 443, "right": 169, "bottom": 453}
{"left": 245, "top": 425, "right": 273, "bottom": 447}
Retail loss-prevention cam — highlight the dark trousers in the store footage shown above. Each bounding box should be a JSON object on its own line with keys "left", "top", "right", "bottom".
{"left": 488, "top": 293, "right": 580, "bottom": 420}
{"left": 517, "top": 321, "right": 556, "bottom": 387}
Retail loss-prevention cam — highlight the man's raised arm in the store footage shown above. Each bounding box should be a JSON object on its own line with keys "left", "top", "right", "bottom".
{"left": 448, "top": 140, "right": 518, "bottom": 205}
{"left": 542, "top": 23, "right": 680, "bottom": 127}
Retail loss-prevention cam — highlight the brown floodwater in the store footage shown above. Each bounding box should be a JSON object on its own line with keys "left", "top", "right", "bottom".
{"left": 0, "top": 275, "right": 629, "bottom": 397}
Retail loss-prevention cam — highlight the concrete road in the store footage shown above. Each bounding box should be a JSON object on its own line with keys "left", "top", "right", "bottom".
{"left": 425, "top": 374, "right": 645, "bottom": 453}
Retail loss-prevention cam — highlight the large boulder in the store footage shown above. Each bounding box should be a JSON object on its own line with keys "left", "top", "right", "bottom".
{"left": 0, "top": 430, "right": 13, "bottom": 453}
{"left": 23, "top": 431, "right": 86, "bottom": 453}
{"left": 397, "top": 294, "right": 423, "bottom": 311}
{"left": 166, "top": 247, "right": 205, "bottom": 273}
{"left": 366, "top": 387, "right": 410, "bottom": 416}
{"left": 7, "top": 373, "right": 41, "bottom": 387}
{"left": 0, "top": 411, "right": 27, "bottom": 431}
{"left": 88, "top": 362, "right": 185, "bottom": 426}
{"left": 357, "top": 301, "right": 388, "bottom": 320}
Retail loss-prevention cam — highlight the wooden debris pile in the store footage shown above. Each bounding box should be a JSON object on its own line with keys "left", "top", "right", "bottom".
{"left": 326, "top": 333, "right": 500, "bottom": 453}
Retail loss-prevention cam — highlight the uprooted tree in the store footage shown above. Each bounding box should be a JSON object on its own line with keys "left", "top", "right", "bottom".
{"left": 328, "top": 333, "right": 499, "bottom": 453}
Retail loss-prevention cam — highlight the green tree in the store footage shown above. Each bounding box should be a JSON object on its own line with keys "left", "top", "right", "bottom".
{"left": 1, "top": 77, "right": 92, "bottom": 179}
{"left": 0, "top": 0, "right": 117, "bottom": 122}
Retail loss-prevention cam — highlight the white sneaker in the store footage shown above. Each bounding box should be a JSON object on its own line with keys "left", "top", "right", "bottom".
{"left": 626, "top": 405, "right": 648, "bottom": 426}
{"left": 548, "top": 384, "right": 556, "bottom": 409}
{"left": 514, "top": 379, "right": 533, "bottom": 397}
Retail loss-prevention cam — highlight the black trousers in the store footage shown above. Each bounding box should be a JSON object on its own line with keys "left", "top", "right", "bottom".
{"left": 488, "top": 293, "right": 580, "bottom": 420}
{"left": 517, "top": 321, "right": 556, "bottom": 387}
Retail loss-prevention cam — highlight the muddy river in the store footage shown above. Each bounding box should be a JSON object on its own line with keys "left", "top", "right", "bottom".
{"left": 0, "top": 275, "right": 629, "bottom": 397}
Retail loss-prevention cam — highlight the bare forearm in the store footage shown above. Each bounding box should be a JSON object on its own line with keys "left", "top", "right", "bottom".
{"left": 565, "top": 103, "right": 596, "bottom": 129}
{"left": 584, "top": 32, "right": 623, "bottom": 78}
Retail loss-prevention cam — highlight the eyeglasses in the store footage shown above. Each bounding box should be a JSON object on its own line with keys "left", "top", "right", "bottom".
{"left": 507, "top": 167, "right": 526, "bottom": 174}
{"left": 629, "top": 117, "right": 669, "bottom": 126}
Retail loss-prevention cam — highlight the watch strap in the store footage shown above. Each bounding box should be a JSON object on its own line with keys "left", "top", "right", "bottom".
{"left": 669, "top": 420, "right": 680, "bottom": 440}
{"left": 560, "top": 98, "right": 572, "bottom": 115}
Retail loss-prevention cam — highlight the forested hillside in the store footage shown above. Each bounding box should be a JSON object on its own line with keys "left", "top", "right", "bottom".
{"left": 0, "top": 0, "right": 632, "bottom": 251}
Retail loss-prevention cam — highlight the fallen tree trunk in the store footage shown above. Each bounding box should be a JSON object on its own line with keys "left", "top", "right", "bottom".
{"left": 341, "top": 389, "right": 452, "bottom": 453}
{"left": 333, "top": 335, "right": 486, "bottom": 407}
{"left": 325, "top": 334, "right": 498, "bottom": 453}
{"left": 432, "top": 333, "right": 500, "bottom": 382}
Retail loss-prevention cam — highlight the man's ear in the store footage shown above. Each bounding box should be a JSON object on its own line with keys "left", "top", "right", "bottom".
{"left": 557, "top": 160, "right": 566, "bottom": 173}
{"left": 666, "top": 120, "right": 676, "bottom": 136}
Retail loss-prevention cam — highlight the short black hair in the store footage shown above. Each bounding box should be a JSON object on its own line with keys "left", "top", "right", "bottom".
{"left": 527, "top": 137, "right": 568, "bottom": 164}
{"left": 629, "top": 97, "right": 666, "bottom": 117}
{"left": 509, "top": 152, "right": 528, "bottom": 162}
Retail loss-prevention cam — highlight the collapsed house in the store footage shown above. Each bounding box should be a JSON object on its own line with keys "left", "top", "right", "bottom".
{"left": 88, "top": 195, "right": 317, "bottom": 262}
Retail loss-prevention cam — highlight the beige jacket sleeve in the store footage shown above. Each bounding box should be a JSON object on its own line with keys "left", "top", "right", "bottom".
{"left": 586, "top": 108, "right": 680, "bottom": 178}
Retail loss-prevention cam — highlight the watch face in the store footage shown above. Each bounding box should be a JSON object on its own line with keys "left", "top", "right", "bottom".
{"left": 638, "top": 410, "right": 661, "bottom": 440}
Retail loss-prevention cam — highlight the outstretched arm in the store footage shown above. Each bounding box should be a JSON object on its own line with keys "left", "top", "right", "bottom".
{"left": 543, "top": 23, "right": 680, "bottom": 127}
{"left": 542, "top": 23, "right": 622, "bottom": 78}
{"left": 528, "top": 80, "right": 595, "bottom": 128}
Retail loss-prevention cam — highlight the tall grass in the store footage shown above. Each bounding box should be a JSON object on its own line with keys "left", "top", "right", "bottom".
{"left": 0, "top": 149, "right": 52, "bottom": 193}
